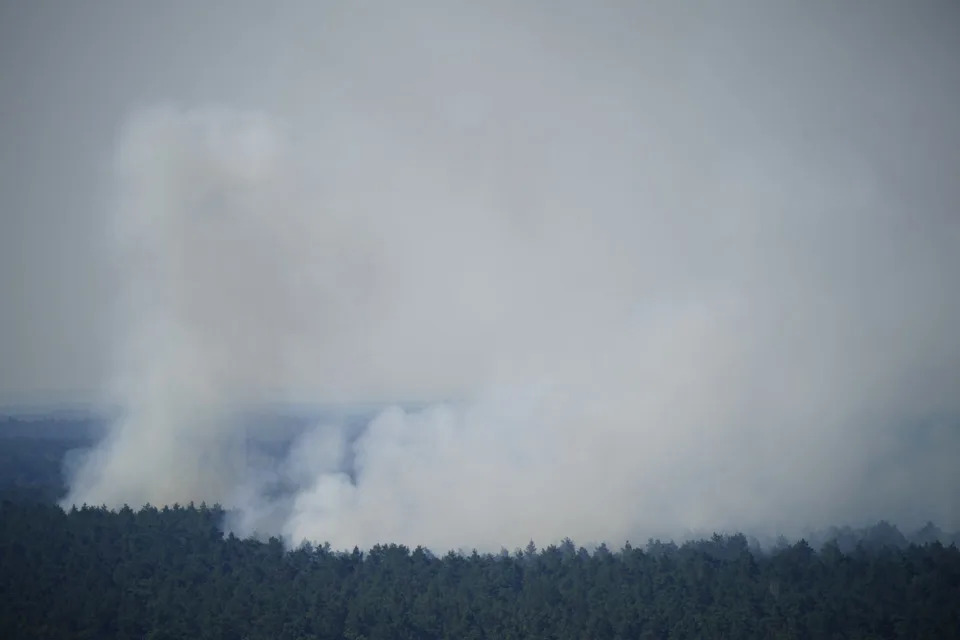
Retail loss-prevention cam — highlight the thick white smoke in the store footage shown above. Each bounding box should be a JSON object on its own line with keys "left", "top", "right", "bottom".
{"left": 63, "top": 2, "right": 960, "bottom": 551}
{"left": 63, "top": 107, "right": 303, "bottom": 508}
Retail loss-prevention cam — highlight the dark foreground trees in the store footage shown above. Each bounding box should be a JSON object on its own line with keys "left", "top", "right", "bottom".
{"left": 1, "top": 498, "right": 958, "bottom": 640}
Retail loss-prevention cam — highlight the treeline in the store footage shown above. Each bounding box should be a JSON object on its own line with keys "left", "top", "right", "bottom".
{"left": 0, "top": 417, "right": 99, "bottom": 501}
{"left": 1, "top": 498, "right": 959, "bottom": 639}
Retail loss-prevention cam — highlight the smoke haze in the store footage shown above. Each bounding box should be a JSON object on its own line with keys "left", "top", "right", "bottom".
{"left": 2, "top": 1, "right": 958, "bottom": 551}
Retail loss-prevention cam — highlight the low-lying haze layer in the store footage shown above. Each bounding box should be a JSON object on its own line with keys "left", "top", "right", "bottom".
{"left": 39, "top": 1, "right": 960, "bottom": 551}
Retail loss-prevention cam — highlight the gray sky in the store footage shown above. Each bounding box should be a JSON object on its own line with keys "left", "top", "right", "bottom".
{"left": 0, "top": 1, "right": 303, "bottom": 403}
{"left": 4, "top": 1, "right": 960, "bottom": 546}
{"left": 3, "top": 0, "right": 958, "bottom": 404}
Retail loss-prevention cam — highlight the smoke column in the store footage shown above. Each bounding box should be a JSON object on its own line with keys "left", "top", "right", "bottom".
{"left": 63, "top": 1, "right": 960, "bottom": 551}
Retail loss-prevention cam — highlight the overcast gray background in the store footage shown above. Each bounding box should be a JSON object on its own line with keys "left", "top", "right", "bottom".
{"left": 3, "top": 1, "right": 960, "bottom": 549}
{"left": 3, "top": 0, "right": 958, "bottom": 405}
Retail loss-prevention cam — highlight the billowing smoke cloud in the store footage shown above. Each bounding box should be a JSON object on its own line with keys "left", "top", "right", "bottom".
{"left": 63, "top": 1, "right": 960, "bottom": 551}
{"left": 62, "top": 107, "right": 301, "bottom": 508}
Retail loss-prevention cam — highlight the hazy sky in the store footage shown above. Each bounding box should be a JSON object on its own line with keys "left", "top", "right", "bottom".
{"left": 4, "top": 1, "right": 960, "bottom": 547}
{"left": 3, "top": 0, "right": 958, "bottom": 404}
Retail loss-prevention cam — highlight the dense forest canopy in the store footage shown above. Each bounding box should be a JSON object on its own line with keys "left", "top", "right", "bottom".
{"left": 2, "top": 498, "right": 959, "bottom": 640}
{"left": 1, "top": 419, "right": 960, "bottom": 639}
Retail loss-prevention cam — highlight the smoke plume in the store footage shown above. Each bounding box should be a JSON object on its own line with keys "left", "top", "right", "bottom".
{"left": 63, "top": 1, "right": 960, "bottom": 551}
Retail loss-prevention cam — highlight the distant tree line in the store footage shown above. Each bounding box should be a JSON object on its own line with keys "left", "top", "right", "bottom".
{"left": 0, "top": 417, "right": 99, "bottom": 502}
{"left": 1, "top": 496, "right": 958, "bottom": 640}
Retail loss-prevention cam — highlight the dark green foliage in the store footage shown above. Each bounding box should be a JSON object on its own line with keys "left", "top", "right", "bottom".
{"left": 1, "top": 497, "right": 959, "bottom": 639}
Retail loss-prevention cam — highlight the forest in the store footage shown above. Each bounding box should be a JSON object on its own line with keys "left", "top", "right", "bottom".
{"left": 1, "top": 417, "right": 959, "bottom": 639}
{"left": 2, "top": 495, "right": 960, "bottom": 639}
